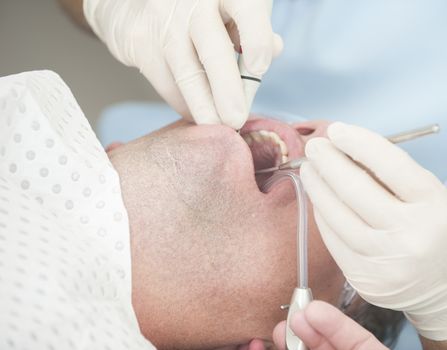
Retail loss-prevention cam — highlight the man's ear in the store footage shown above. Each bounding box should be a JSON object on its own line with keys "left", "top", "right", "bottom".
{"left": 105, "top": 142, "right": 124, "bottom": 153}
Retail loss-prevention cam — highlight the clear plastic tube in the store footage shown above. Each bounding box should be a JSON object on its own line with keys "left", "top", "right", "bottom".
{"left": 261, "top": 171, "right": 308, "bottom": 289}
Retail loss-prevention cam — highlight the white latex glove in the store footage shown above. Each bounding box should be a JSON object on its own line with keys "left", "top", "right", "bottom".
{"left": 300, "top": 122, "right": 447, "bottom": 341}
{"left": 84, "top": 0, "right": 282, "bottom": 129}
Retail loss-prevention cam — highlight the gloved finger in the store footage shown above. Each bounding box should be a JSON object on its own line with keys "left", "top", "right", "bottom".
{"left": 297, "top": 301, "right": 388, "bottom": 350}
{"left": 222, "top": 0, "right": 282, "bottom": 76}
{"left": 140, "top": 56, "right": 193, "bottom": 122}
{"left": 272, "top": 321, "right": 287, "bottom": 350}
{"left": 301, "top": 162, "right": 378, "bottom": 255}
{"left": 226, "top": 21, "right": 282, "bottom": 58}
{"left": 190, "top": 1, "right": 247, "bottom": 129}
{"left": 305, "top": 137, "right": 401, "bottom": 229}
{"left": 272, "top": 33, "right": 284, "bottom": 58}
{"left": 273, "top": 33, "right": 284, "bottom": 58}
{"left": 313, "top": 210, "right": 365, "bottom": 277}
{"left": 327, "top": 122, "right": 445, "bottom": 203}
{"left": 164, "top": 36, "right": 221, "bottom": 125}
{"left": 314, "top": 209, "right": 396, "bottom": 297}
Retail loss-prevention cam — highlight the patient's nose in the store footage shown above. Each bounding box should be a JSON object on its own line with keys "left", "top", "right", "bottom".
{"left": 292, "top": 120, "right": 330, "bottom": 143}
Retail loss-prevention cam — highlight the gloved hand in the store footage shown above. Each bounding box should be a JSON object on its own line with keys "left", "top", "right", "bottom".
{"left": 84, "top": 0, "right": 282, "bottom": 129}
{"left": 273, "top": 301, "right": 388, "bottom": 350}
{"left": 300, "top": 122, "right": 447, "bottom": 341}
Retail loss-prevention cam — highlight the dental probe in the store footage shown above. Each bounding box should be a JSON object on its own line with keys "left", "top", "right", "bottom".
{"left": 255, "top": 158, "right": 307, "bottom": 174}
{"left": 255, "top": 124, "right": 441, "bottom": 175}
{"left": 387, "top": 124, "right": 440, "bottom": 144}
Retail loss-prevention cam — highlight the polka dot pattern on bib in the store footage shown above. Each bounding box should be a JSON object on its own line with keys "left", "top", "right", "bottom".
{"left": 0, "top": 71, "right": 154, "bottom": 350}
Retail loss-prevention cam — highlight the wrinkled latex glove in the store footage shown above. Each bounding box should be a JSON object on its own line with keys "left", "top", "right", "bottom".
{"left": 84, "top": 0, "right": 282, "bottom": 129}
{"left": 273, "top": 301, "right": 387, "bottom": 350}
{"left": 301, "top": 122, "right": 447, "bottom": 341}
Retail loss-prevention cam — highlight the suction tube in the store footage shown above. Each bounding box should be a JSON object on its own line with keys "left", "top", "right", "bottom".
{"left": 261, "top": 171, "right": 308, "bottom": 289}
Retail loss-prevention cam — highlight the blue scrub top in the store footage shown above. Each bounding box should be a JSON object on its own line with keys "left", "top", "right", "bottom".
{"left": 254, "top": 0, "right": 447, "bottom": 180}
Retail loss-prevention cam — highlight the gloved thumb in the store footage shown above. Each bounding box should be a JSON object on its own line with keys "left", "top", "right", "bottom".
{"left": 272, "top": 33, "right": 284, "bottom": 58}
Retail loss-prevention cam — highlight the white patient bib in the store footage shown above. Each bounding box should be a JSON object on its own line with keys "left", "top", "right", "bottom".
{"left": 0, "top": 71, "right": 154, "bottom": 350}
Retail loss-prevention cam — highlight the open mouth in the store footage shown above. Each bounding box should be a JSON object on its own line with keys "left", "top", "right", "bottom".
{"left": 240, "top": 119, "right": 305, "bottom": 190}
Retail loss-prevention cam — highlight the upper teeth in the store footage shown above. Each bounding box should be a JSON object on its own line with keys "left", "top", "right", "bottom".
{"left": 243, "top": 130, "right": 289, "bottom": 164}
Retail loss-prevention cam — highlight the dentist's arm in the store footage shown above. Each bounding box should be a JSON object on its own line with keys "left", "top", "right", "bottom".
{"left": 301, "top": 122, "right": 447, "bottom": 349}
{"left": 58, "top": 0, "right": 282, "bottom": 129}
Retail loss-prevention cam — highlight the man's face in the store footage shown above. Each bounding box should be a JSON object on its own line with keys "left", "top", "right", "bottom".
{"left": 108, "top": 118, "right": 344, "bottom": 350}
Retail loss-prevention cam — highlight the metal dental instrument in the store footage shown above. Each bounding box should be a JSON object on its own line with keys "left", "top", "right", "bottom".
{"left": 255, "top": 158, "right": 307, "bottom": 175}
{"left": 255, "top": 124, "right": 440, "bottom": 175}
{"left": 386, "top": 123, "right": 440, "bottom": 144}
